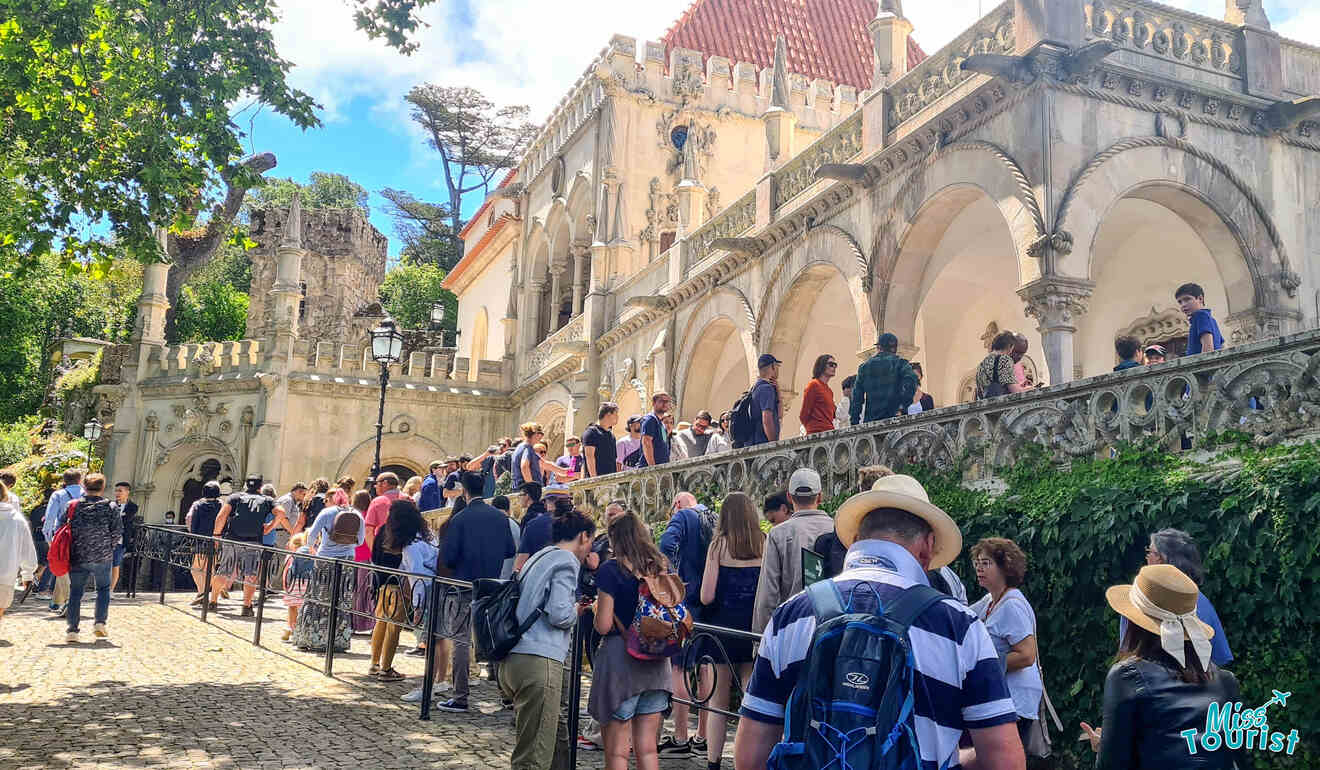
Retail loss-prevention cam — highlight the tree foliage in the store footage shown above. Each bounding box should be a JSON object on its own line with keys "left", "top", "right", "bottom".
{"left": 171, "top": 281, "right": 249, "bottom": 344}
{"left": 403, "top": 85, "right": 538, "bottom": 257}
{"left": 378, "top": 261, "right": 454, "bottom": 335}
{"left": 0, "top": 0, "right": 319, "bottom": 270}
{"left": 246, "top": 172, "right": 371, "bottom": 219}
{"left": 379, "top": 187, "right": 459, "bottom": 270}
{"left": 0, "top": 254, "right": 141, "bottom": 422}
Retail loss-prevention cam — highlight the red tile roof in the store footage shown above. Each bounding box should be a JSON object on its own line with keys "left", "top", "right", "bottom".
{"left": 661, "top": 0, "right": 925, "bottom": 92}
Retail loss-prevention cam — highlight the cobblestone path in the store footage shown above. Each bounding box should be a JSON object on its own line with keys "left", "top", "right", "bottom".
{"left": 0, "top": 592, "right": 729, "bottom": 769}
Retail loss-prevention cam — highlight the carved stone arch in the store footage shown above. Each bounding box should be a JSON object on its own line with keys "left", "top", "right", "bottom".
{"left": 524, "top": 220, "right": 551, "bottom": 284}
{"left": 151, "top": 437, "right": 241, "bottom": 523}
{"left": 335, "top": 432, "right": 449, "bottom": 486}
{"left": 674, "top": 286, "right": 759, "bottom": 418}
{"left": 565, "top": 171, "right": 595, "bottom": 234}
{"left": 545, "top": 198, "right": 573, "bottom": 257}
{"left": 869, "top": 141, "right": 1047, "bottom": 337}
{"left": 757, "top": 224, "right": 875, "bottom": 353}
{"left": 1054, "top": 136, "right": 1298, "bottom": 317}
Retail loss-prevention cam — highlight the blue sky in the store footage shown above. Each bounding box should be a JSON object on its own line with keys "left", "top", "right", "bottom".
{"left": 247, "top": 0, "right": 1316, "bottom": 259}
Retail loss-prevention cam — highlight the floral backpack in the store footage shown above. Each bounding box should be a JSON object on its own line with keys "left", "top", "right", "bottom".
{"left": 619, "top": 571, "right": 694, "bottom": 660}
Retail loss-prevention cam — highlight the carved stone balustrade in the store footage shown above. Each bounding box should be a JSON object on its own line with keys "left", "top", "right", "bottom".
{"left": 572, "top": 328, "right": 1320, "bottom": 522}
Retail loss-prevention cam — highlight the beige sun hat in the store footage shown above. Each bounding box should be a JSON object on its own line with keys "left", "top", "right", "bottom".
{"left": 833, "top": 474, "right": 962, "bottom": 569}
{"left": 1105, "top": 564, "right": 1214, "bottom": 639}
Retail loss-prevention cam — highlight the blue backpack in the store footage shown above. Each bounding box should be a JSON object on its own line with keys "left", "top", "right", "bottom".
{"left": 769, "top": 581, "right": 948, "bottom": 770}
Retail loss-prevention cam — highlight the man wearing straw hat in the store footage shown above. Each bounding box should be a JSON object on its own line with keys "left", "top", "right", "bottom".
{"left": 733, "top": 474, "right": 1025, "bottom": 770}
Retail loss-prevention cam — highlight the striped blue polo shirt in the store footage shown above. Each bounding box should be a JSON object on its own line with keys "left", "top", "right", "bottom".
{"left": 741, "top": 539, "right": 1017, "bottom": 770}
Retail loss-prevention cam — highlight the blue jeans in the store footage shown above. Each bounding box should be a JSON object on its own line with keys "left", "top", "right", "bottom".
{"left": 68, "top": 561, "right": 113, "bottom": 632}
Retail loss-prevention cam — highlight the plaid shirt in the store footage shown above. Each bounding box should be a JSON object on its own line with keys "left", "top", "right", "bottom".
{"left": 849, "top": 352, "right": 918, "bottom": 425}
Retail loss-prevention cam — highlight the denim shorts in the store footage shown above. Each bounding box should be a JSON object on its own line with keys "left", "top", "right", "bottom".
{"left": 112, "top": 544, "right": 125, "bottom": 567}
{"left": 611, "top": 689, "right": 670, "bottom": 721}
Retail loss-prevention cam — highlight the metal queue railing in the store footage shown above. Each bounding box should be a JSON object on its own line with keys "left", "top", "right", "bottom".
{"left": 133, "top": 524, "right": 764, "bottom": 764}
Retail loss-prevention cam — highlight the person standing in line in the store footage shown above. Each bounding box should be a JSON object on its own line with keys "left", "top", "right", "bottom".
{"left": 1113, "top": 336, "right": 1143, "bottom": 372}
{"left": 747, "top": 355, "right": 782, "bottom": 447}
{"left": 658, "top": 491, "right": 717, "bottom": 755}
{"left": 363, "top": 472, "right": 401, "bottom": 553}
{"left": 273, "top": 482, "right": 308, "bottom": 543}
{"left": 512, "top": 423, "right": 568, "bottom": 499}
{"left": 64, "top": 474, "right": 120, "bottom": 643}
{"left": 1143, "top": 344, "right": 1167, "bottom": 365}
{"left": 751, "top": 468, "right": 836, "bottom": 633}
{"left": 418, "top": 460, "right": 444, "bottom": 513}
{"left": 0, "top": 478, "right": 38, "bottom": 635}
{"left": 909, "top": 362, "right": 935, "bottom": 415}
{"left": 401, "top": 475, "right": 424, "bottom": 502}
{"left": 834, "top": 375, "right": 855, "bottom": 430}
{"left": 582, "top": 403, "right": 620, "bottom": 477}
{"left": 732, "top": 474, "right": 1024, "bottom": 770}
{"left": 850, "top": 333, "right": 917, "bottom": 425}
{"left": 1080, "top": 565, "right": 1247, "bottom": 769}
{"left": 556, "top": 436, "right": 585, "bottom": 476}
{"left": 494, "top": 496, "right": 520, "bottom": 580}
{"left": 1177, "top": 282, "right": 1224, "bottom": 355}
{"left": 640, "top": 392, "right": 675, "bottom": 467}
{"left": 43, "top": 468, "right": 83, "bottom": 616}
{"left": 185, "top": 481, "right": 224, "bottom": 606}
{"left": 590, "top": 512, "right": 674, "bottom": 770}
{"left": 110, "top": 481, "right": 138, "bottom": 593}
{"left": 616, "top": 416, "right": 644, "bottom": 469}
{"left": 466, "top": 442, "right": 507, "bottom": 500}
{"left": 977, "top": 331, "right": 1021, "bottom": 400}
{"left": 1010, "top": 334, "right": 1034, "bottom": 392}
{"left": 696, "top": 492, "right": 764, "bottom": 770}
{"left": 513, "top": 484, "right": 558, "bottom": 573}
{"left": 1124, "top": 528, "right": 1233, "bottom": 666}
{"left": 798, "top": 354, "right": 838, "bottom": 435}
{"left": 437, "top": 471, "right": 517, "bottom": 713}
{"left": 500, "top": 508, "right": 596, "bottom": 770}
{"left": 211, "top": 477, "right": 279, "bottom": 615}
{"left": 970, "top": 538, "right": 1044, "bottom": 750}
{"left": 671, "top": 410, "right": 732, "bottom": 461}
{"left": 368, "top": 497, "right": 428, "bottom": 683}
{"left": 348, "top": 488, "right": 377, "bottom": 634}
{"left": 761, "top": 490, "right": 791, "bottom": 527}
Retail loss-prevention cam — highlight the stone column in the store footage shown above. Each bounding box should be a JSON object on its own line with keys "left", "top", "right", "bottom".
{"left": 1017, "top": 277, "right": 1093, "bottom": 387}
{"left": 525, "top": 279, "right": 544, "bottom": 351}
{"left": 571, "top": 243, "right": 589, "bottom": 316}
{"left": 135, "top": 261, "right": 171, "bottom": 346}
{"left": 548, "top": 266, "right": 563, "bottom": 332}
{"left": 1014, "top": 0, "right": 1085, "bottom": 52}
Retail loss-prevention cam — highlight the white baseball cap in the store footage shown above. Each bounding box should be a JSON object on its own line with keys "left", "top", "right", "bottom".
{"left": 788, "top": 468, "right": 822, "bottom": 496}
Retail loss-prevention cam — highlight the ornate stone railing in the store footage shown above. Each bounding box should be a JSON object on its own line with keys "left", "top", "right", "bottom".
{"left": 888, "top": 0, "right": 1015, "bottom": 129}
{"left": 522, "top": 313, "right": 588, "bottom": 381}
{"left": 1085, "top": 0, "right": 1244, "bottom": 79}
{"left": 771, "top": 109, "right": 864, "bottom": 211}
{"left": 572, "top": 328, "right": 1320, "bottom": 520}
{"left": 684, "top": 188, "right": 758, "bottom": 274}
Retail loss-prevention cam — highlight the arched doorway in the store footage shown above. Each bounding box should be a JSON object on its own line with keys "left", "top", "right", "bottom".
{"left": 890, "top": 191, "right": 1040, "bottom": 408}
{"left": 766, "top": 263, "right": 862, "bottom": 436}
{"left": 679, "top": 317, "right": 752, "bottom": 425}
{"left": 379, "top": 463, "right": 422, "bottom": 485}
{"left": 1077, "top": 188, "right": 1244, "bottom": 376}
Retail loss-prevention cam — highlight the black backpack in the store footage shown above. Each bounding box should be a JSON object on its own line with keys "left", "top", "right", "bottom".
{"left": 729, "top": 386, "right": 761, "bottom": 448}
{"left": 228, "top": 493, "right": 270, "bottom": 540}
{"left": 471, "top": 548, "right": 557, "bottom": 662}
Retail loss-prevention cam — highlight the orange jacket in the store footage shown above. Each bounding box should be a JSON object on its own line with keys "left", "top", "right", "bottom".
{"left": 799, "top": 378, "right": 836, "bottom": 435}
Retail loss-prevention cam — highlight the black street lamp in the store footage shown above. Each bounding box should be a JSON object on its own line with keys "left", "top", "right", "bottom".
{"left": 83, "top": 417, "right": 103, "bottom": 469}
{"left": 429, "top": 301, "right": 445, "bottom": 331}
{"left": 368, "top": 317, "right": 404, "bottom": 495}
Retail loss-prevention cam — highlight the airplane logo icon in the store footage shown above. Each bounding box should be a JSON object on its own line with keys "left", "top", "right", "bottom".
{"left": 1264, "top": 690, "right": 1291, "bottom": 709}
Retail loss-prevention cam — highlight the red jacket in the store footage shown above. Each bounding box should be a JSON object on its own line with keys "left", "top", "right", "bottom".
{"left": 799, "top": 378, "right": 836, "bottom": 434}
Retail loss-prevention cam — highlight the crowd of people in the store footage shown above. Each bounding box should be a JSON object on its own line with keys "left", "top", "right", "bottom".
{"left": 0, "top": 281, "right": 1249, "bottom": 769}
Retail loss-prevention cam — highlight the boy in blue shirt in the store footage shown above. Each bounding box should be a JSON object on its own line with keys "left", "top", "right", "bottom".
{"left": 1176, "top": 282, "right": 1223, "bottom": 355}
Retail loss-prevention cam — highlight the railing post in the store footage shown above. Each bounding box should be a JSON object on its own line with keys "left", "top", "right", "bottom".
{"left": 159, "top": 531, "right": 170, "bottom": 606}
{"left": 324, "top": 560, "right": 344, "bottom": 677}
{"left": 420, "top": 576, "right": 442, "bottom": 720}
{"left": 200, "top": 538, "right": 215, "bottom": 622}
{"left": 567, "top": 618, "right": 583, "bottom": 770}
{"left": 253, "top": 548, "right": 271, "bottom": 646}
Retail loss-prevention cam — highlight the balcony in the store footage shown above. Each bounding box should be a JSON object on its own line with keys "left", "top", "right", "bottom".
{"left": 521, "top": 313, "right": 588, "bottom": 384}
{"left": 571, "top": 328, "right": 1320, "bottom": 520}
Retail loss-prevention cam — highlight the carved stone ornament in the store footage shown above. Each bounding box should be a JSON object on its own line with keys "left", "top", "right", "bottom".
{"left": 1018, "top": 278, "right": 1094, "bottom": 332}
{"left": 1118, "top": 306, "right": 1187, "bottom": 346}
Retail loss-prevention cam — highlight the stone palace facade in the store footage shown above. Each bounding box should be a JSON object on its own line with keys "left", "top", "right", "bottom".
{"left": 94, "top": 0, "right": 1320, "bottom": 521}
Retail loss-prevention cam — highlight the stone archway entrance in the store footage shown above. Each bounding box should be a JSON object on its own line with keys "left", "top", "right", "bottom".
{"left": 379, "top": 463, "right": 421, "bottom": 485}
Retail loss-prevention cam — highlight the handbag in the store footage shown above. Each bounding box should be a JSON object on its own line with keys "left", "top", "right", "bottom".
{"left": 999, "top": 594, "right": 1064, "bottom": 759}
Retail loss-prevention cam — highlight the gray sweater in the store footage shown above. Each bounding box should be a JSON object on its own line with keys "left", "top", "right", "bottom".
{"left": 511, "top": 546, "right": 581, "bottom": 661}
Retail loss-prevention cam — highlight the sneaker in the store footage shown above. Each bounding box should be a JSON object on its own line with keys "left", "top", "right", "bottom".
{"left": 657, "top": 736, "right": 692, "bottom": 755}
{"left": 93, "top": 623, "right": 108, "bottom": 639}
{"left": 190, "top": 594, "right": 206, "bottom": 607}
{"left": 576, "top": 736, "right": 602, "bottom": 752}
{"left": 66, "top": 631, "right": 80, "bottom": 644}
{"left": 691, "top": 736, "right": 708, "bottom": 753}
{"left": 434, "top": 698, "right": 468, "bottom": 713}
{"left": 401, "top": 686, "right": 427, "bottom": 703}
{"left": 54, "top": 605, "right": 68, "bottom": 618}
{"left": 240, "top": 605, "right": 254, "bottom": 618}
{"left": 404, "top": 646, "right": 426, "bottom": 657}
{"left": 368, "top": 664, "right": 381, "bottom": 675}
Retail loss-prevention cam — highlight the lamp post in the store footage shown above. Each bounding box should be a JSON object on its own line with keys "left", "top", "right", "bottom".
{"left": 368, "top": 318, "right": 404, "bottom": 495}
{"left": 83, "top": 417, "right": 103, "bottom": 469}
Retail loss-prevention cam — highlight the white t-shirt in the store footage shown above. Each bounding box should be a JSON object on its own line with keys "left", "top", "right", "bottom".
{"left": 971, "top": 588, "right": 1043, "bottom": 719}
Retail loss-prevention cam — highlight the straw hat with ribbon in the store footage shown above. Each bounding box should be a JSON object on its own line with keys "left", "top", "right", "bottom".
{"left": 833, "top": 474, "right": 962, "bottom": 569}
{"left": 1106, "top": 564, "right": 1214, "bottom": 669}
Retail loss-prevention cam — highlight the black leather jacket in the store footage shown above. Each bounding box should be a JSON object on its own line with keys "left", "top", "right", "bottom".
{"left": 1097, "top": 658, "right": 1253, "bottom": 770}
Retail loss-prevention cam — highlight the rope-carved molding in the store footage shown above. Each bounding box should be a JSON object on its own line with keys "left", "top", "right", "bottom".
{"left": 1054, "top": 135, "right": 1293, "bottom": 290}
{"left": 754, "top": 224, "right": 868, "bottom": 346}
